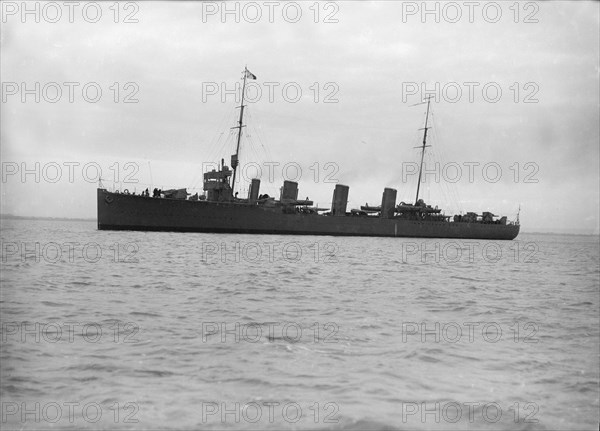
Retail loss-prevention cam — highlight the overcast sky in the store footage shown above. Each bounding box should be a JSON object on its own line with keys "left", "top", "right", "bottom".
{"left": 1, "top": 1, "right": 599, "bottom": 233}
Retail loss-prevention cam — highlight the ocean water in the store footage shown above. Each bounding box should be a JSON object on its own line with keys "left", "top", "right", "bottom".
{"left": 1, "top": 218, "right": 598, "bottom": 430}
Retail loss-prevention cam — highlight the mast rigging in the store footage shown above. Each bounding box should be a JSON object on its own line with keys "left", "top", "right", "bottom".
{"left": 230, "top": 67, "right": 249, "bottom": 193}
{"left": 415, "top": 96, "right": 432, "bottom": 205}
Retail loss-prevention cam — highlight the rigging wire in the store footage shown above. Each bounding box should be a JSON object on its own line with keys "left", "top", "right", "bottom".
{"left": 187, "top": 105, "right": 238, "bottom": 190}
{"left": 396, "top": 102, "right": 465, "bottom": 216}
{"left": 429, "top": 111, "right": 464, "bottom": 214}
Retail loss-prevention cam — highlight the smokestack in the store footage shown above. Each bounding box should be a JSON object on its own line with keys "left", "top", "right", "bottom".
{"left": 281, "top": 180, "right": 298, "bottom": 201}
{"left": 248, "top": 178, "right": 260, "bottom": 203}
{"left": 331, "top": 184, "right": 349, "bottom": 216}
{"left": 380, "top": 188, "right": 397, "bottom": 218}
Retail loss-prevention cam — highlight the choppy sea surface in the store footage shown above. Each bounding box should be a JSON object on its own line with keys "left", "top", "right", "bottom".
{"left": 1, "top": 218, "right": 598, "bottom": 430}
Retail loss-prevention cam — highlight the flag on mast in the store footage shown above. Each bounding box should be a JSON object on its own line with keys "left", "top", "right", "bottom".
{"left": 245, "top": 69, "right": 257, "bottom": 80}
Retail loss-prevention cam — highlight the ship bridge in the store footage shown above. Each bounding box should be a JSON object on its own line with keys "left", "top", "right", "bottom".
{"left": 203, "top": 159, "right": 233, "bottom": 201}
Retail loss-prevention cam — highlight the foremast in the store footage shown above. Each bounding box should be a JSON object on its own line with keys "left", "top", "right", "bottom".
{"left": 414, "top": 96, "right": 432, "bottom": 205}
{"left": 230, "top": 66, "right": 257, "bottom": 194}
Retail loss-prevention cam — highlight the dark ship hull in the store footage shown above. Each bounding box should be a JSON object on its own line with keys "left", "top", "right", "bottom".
{"left": 97, "top": 189, "right": 520, "bottom": 240}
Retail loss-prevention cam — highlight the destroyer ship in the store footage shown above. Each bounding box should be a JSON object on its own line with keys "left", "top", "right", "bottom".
{"left": 97, "top": 68, "right": 520, "bottom": 240}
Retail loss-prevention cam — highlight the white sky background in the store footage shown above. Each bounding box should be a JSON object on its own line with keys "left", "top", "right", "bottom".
{"left": 1, "top": 1, "right": 599, "bottom": 233}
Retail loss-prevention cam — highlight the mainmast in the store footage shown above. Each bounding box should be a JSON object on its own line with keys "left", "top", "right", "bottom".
{"left": 230, "top": 68, "right": 248, "bottom": 193}
{"left": 414, "top": 96, "right": 432, "bottom": 205}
